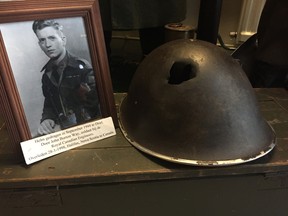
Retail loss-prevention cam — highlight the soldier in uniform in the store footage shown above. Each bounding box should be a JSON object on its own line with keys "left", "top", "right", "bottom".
{"left": 33, "top": 19, "right": 101, "bottom": 135}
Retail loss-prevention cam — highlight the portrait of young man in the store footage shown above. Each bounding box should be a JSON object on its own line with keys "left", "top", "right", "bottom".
{"left": 33, "top": 19, "right": 101, "bottom": 136}
{"left": 0, "top": 17, "right": 101, "bottom": 138}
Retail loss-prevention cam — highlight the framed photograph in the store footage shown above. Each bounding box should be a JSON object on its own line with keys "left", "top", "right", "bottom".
{"left": 0, "top": 0, "right": 117, "bottom": 159}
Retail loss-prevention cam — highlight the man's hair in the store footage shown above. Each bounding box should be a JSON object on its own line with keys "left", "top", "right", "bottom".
{"left": 32, "top": 20, "right": 63, "bottom": 34}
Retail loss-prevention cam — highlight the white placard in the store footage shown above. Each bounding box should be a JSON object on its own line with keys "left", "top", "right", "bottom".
{"left": 20, "top": 117, "right": 116, "bottom": 165}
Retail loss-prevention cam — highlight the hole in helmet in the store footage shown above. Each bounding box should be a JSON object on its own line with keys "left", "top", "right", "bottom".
{"left": 168, "top": 61, "right": 197, "bottom": 84}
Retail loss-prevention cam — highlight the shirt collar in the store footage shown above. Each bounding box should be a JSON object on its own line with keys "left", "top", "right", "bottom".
{"left": 41, "top": 51, "right": 68, "bottom": 72}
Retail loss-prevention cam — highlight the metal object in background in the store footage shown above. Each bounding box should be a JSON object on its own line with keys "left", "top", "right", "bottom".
{"left": 119, "top": 39, "right": 276, "bottom": 166}
{"left": 196, "top": 0, "right": 223, "bottom": 44}
{"left": 164, "top": 23, "right": 195, "bottom": 42}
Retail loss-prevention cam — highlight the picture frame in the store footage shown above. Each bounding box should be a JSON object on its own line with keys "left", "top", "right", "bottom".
{"left": 0, "top": 0, "right": 117, "bottom": 160}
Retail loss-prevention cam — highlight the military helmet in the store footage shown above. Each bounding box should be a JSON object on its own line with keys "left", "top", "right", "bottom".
{"left": 119, "top": 39, "right": 275, "bottom": 166}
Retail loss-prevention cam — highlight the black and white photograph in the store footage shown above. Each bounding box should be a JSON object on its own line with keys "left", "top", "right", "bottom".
{"left": 0, "top": 17, "right": 101, "bottom": 138}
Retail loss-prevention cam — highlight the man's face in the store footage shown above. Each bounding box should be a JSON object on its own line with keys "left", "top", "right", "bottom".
{"left": 36, "top": 26, "right": 66, "bottom": 59}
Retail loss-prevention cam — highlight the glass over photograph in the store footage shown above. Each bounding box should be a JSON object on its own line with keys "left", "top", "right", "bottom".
{"left": 0, "top": 17, "right": 101, "bottom": 138}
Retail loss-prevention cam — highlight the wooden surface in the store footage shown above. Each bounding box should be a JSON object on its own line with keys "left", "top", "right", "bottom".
{"left": 0, "top": 89, "right": 288, "bottom": 189}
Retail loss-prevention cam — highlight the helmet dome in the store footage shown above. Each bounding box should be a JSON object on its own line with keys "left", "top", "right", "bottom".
{"left": 119, "top": 39, "right": 276, "bottom": 166}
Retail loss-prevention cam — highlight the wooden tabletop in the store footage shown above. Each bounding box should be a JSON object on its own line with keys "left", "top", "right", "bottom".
{"left": 0, "top": 89, "right": 288, "bottom": 189}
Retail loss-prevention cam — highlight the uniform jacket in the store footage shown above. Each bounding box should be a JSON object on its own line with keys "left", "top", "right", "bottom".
{"left": 41, "top": 52, "right": 100, "bottom": 128}
{"left": 99, "top": 0, "right": 186, "bottom": 30}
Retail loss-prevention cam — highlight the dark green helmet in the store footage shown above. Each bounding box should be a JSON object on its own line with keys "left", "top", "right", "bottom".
{"left": 119, "top": 39, "right": 276, "bottom": 166}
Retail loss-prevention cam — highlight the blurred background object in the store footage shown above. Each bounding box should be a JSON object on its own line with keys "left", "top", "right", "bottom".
{"left": 102, "top": 0, "right": 265, "bottom": 91}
